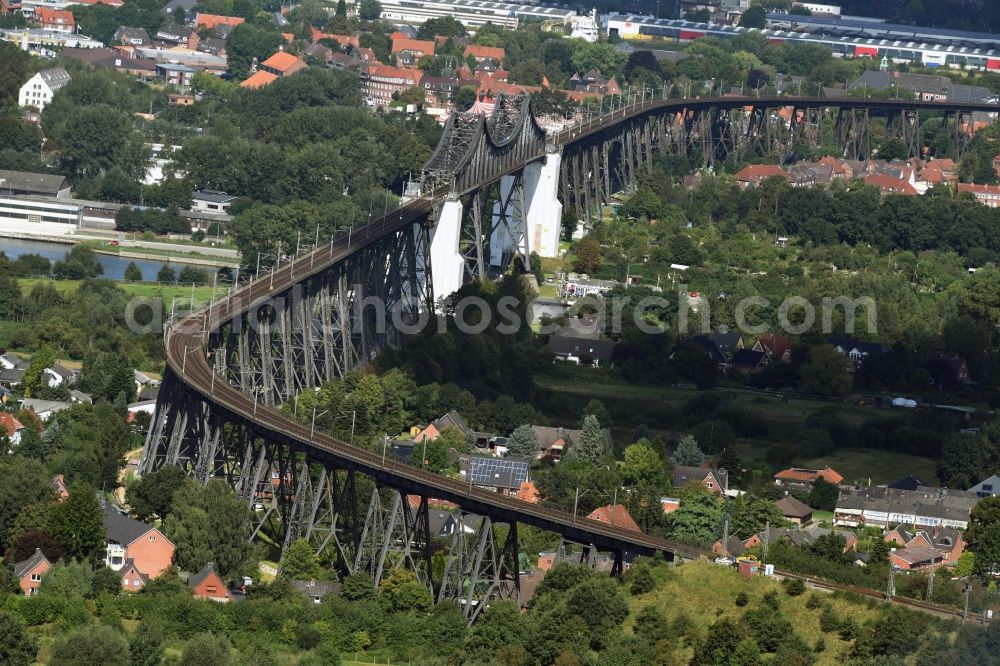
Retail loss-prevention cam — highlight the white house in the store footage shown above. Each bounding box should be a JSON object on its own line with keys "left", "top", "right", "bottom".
{"left": 18, "top": 67, "right": 71, "bottom": 111}
{"left": 970, "top": 474, "right": 1000, "bottom": 498}
{"left": 42, "top": 363, "right": 75, "bottom": 388}
{"left": 191, "top": 190, "right": 236, "bottom": 214}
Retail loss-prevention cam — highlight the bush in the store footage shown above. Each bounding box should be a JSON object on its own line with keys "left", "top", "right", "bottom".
{"left": 819, "top": 606, "right": 841, "bottom": 633}
{"left": 783, "top": 578, "right": 806, "bottom": 596}
{"left": 735, "top": 591, "right": 749, "bottom": 607}
{"left": 761, "top": 590, "right": 780, "bottom": 610}
{"left": 805, "top": 593, "right": 823, "bottom": 609}
{"left": 628, "top": 565, "right": 656, "bottom": 596}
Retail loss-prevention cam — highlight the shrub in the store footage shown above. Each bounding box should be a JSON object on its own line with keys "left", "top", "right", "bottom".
{"left": 805, "top": 593, "right": 823, "bottom": 609}
{"left": 783, "top": 578, "right": 806, "bottom": 596}
{"left": 735, "top": 591, "right": 749, "bottom": 607}
{"left": 819, "top": 606, "right": 841, "bottom": 633}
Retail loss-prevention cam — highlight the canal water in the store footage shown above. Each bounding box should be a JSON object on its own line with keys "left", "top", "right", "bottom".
{"left": 0, "top": 237, "right": 218, "bottom": 282}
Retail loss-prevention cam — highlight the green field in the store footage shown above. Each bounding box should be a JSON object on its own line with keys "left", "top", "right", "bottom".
{"left": 631, "top": 560, "right": 890, "bottom": 666}
{"left": 17, "top": 278, "right": 227, "bottom": 310}
{"left": 802, "top": 448, "right": 940, "bottom": 486}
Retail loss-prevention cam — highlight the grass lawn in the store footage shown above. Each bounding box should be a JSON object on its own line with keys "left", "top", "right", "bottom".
{"left": 802, "top": 448, "right": 941, "bottom": 486}
{"left": 631, "top": 560, "right": 888, "bottom": 665}
{"left": 537, "top": 284, "right": 559, "bottom": 299}
{"left": 18, "top": 278, "right": 227, "bottom": 310}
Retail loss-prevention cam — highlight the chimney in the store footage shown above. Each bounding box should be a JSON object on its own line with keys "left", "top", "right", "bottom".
{"left": 187, "top": 32, "right": 198, "bottom": 50}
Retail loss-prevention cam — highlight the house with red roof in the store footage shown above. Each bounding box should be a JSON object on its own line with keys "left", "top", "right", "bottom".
{"left": 863, "top": 173, "right": 918, "bottom": 196}
{"left": 464, "top": 44, "right": 505, "bottom": 63}
{"left": 733, "top": 164, "right": 789, "bottom": 189}
{"left": 34, "top": 8, "right": 74, "bottom": 32}
{"left": 240, "top": 70, "right": 278, "bottom": 89}
{"left": 586, "top": 504, "right": 640, "bottom": 532}
{"left": 752, "top": 334, "right": 792, "bottom": 363}
{"left": 1, "top": 412, "right": 24, "bottom": 445}
{"left": 260, "top": 51, "right": 307, "bottom": 78}
{"left": 195, "top": 13, "right": 244, "bottom": 30}
{"left": 391, "top": 37, "right": 435, "bottom": 66}
{"left": 188, "top": 562, "right": 232, "bottom": 601}
{"left": 101, "top": 501, "right": 174, "bottom": 585}
{"left": 774, "top": 466, "right": 844, "bottom": 487}
{"left": 957, "top": 182, "right": 1000, "bottom": 208}
{"left": 362, "top": 63, "right": 422, "bottom": 107}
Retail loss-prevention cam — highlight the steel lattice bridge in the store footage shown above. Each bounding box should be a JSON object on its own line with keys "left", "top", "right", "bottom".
{"left": 142, "top": 93, "right": 997, "bottom": 619}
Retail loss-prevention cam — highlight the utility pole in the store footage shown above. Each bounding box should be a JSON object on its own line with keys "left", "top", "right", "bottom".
{"left": 963, "top": 580, "right": 971, "bottom": 623}
{"left": 761, "top": 520, "right": 769, "bottom": 564}
{"left": 926, "top": 570, "right": 934, "bottom": 602}
{"left": 721, "top": 510, "right": 730, "bottom": 558}
{"left": 886, "top": 565, "right": 896, "bottom": 601}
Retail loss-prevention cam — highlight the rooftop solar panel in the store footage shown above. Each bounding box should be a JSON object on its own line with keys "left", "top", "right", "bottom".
{"left": 469, "top": 455, "right": 529, "bottom": 489}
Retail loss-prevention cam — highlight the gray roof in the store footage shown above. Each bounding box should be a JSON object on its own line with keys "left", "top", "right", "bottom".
{"left": 548, "top": 335, "right": 616, "bottom": 361}
{"left": 672, "top": 465, "right": 728, "bottom": 493}
{"left": 0, "top": 368, "right": 25, "bottom": 385}
{"left": 13, "top": 548, "right": 49, "bottom": 579}
{"left": 37, "top": 67, "right": 71, "bottom": 91}
{"left": 290, "top": 579, "right": 339, "bottom": 598}
{"left": 188, "top": 561, "right": 220, "bottom": 588}
{"left": 193, "top": 189, "right": 236, "bottom": 203}
{"left": 531, "top": 425, "right": 581, "bottom": 451}
{"left": 156, "top": 23, "right": 193, "bottom": 40}
{"left": 1, "top": 353, "right": 28, "bottom": 370}
{"left": 114, "top": 26, "right": 150, "bottom": 43}
{"left": 776, "top": 495, "right": 813, "bottom": 519}
{"left": 69, "top": 390, "right": 93, "bottom": 404}
{"left": 102, "top": 501, "right": 156, "bottom": 545}
{"left": 161, "top": 0, "right": 196, "bottom": 13}
{"left": 0, "top": 169, "right": 69, "bottom": 196}
{"left": 19, "top": 398, "right": 72, "bottom": 415}
{"left": 157, "top": 63, "right": 196, "bottom": 73}
{"left": 836, "top": 486, "right": 978, "bottom": 523}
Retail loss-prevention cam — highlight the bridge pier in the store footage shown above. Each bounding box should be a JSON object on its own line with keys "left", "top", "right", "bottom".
{"left": 427, "top": 194, "right": 465, "bottom": 304}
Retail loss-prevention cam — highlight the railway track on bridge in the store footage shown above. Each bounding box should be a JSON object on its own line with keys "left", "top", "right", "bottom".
{"left": 152, "top": 93, "right": 1000, "bottom": 605}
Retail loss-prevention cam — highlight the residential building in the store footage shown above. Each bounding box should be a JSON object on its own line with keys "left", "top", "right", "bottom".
{"left": 774, "top": 466, "right": 844, "bottom": 487}
{"left": 188, "top": 562, "right": 231, "bottom": 601}
{"left": 969, "top": 474, "right": 1000, "bottom": 498}
{"left": 13, "top": 548, "right": 50, "bottom": 596}
{"left": 731, "top": 349, "right": 769, "bottom": 373}
{"left": 290, "top": 579, "right": 339, "bottom": 603}
{"left": 752, "top": 334, "right": 792, "bottom": 362}
{"left": 119, "top": 560, "right": 148, "bottom": 591}
{"left": 531, "top": 425, "right": 581, "bottom": 461}
{"left": 52, "top": 474, "right": 69, "bottom": 500}
{"left": 957, "top": 182, "right": 1000, "bottom": 208}
{"left": 849, "top": 70, "right": 951, "bottom": 101}
{"left": 154, "top": 23, "right": 193, "bottom": 45}
{"left": 890, "top": 546, "right": 946, "bottom": 571}
{"left": 733, "top": 164, "right": 789, "bottom": 188}
{"left": 391, "top": 36, "right": 435, "bottom": 63}
{"left": 679, "top": 335, "right": 729, "bottom": 367}
{"left": 19, "top": 398, "right": 72, "bottom": 420}
{"left": 787, "top": 162, "right": 834, "bottom": 188}
{"left": 1, "top": 412, "right": 25, "bottom": 445}
{"left": 834, "top": 485, "right": 978, "bottom": 530}
{"left": 362, "top": 63, "right": 422, "bottom": 107}
{"left": 827, "top": 336, "right": 887, "bottom": 368}
{"left": 887, "top": 475, "right": 927, "bottom": 492}
{"left": 240, "top": 70, "right": 278, "bottom": 89}
{"left": 195, "top": 13, "right": 244, "bottom": 30}
{"left": 113, "top": 26, "right": 150, "bottom": 45}
{"left": 156, "top": 63, "right": 195, "bottom": 87}
{"left": 167, "top": 93, "right": 194, "bottom": 107}
{"left": 102, "top": 501, "right": 174, "bottom": 581}
{"left": 562, "top": 276, "right": 619, "bottom": 298}
{"left": 776, "top": 495, "right": 813, "bottom": 526}
{"left": 715, "top": 525, "right": 858, "bottom": 557}
{"left": 925, "top": 353, "right": 970, "bottom": 388}
{"left": 260, "top": 51, "right": 307, "bottom": 78}
{"left": 672, "top": 465, "right": 728, "bottom": 495}
{"left": 191, "top": 190, "right": 236, "bottom": 213}
{"left": 885, "top": 524, "right": 965, "bottom": 565}
{"left": 464, "top": 44, "right": 504, "bottom": 64}
{"left": 18, "top": 67, "right": 70, "bottom": 111}
{"left": 42, "top": 362, "right": 75, "bottom": 388}
{"left": 863, "top": 173, "right": 919, "bottom": 196}
{"left": 34, "top": 7, "right": 74, "bottom": 32}
{"left": 586, "top": 504, "right": 640, "bottom": 532}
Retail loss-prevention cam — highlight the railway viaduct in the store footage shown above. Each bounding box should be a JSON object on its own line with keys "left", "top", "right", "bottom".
{"left": 141, "top": 92, "right": 998, "bottom": 620}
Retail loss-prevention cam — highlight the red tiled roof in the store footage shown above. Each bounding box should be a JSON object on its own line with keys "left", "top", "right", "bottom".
{"left": 756, "top": 334, "right": 791, "bottom": 360}
{"left": 195, "top": 13, "right": 244, "bottom": 30}
{"left": 586, "top": 504, "right": 640, "bottom": 532}
{"left": 366, "top": 63, "right": 422, "bottom": 84}
{"left": 734, "top": 164, "right": 789, "bottom": 183}
{"left": 35, "top": 8, "right": 74, "bottom": 25}
{"left": 239, "top": 70, "right": 277, "bottom": 89}
{"left": 957, "top": 183, "right": 1000, "bottom": 196}
{"left": 774, "top": 467, "right": 844, "bottom": 485}
{"left": 391, "top": 37, "right": 435, "bottom": 56}
{"left": 891, "top": 546, "right": 945, "bottom": 565}
{"left": 1, "top": 412, "right": 23, "bottom": 438}
{"left": 863, "top": 174, "right": 918, "bottom": 195}
{"left": 260, "top": 51, "right": 302, "bottom": 73}
{"left": 464, "top": 44, "right": 505, "bottom": 61}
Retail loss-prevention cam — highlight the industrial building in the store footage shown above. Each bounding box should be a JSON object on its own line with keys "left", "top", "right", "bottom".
{"left": 377, "top": 0, "right": 576, "bottom": 31}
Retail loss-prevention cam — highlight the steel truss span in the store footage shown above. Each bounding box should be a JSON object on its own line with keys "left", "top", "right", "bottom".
{"left": 143, "top": 95, "right": 997, "bottom": 614}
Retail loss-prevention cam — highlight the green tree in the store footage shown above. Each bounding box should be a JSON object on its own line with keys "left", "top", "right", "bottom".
{"left": 580, "top": 399, "right": 611, "bottom": 429}
{"left": 50, "top": 625, "right": 129, "bottom": 666}
{"left": 47, "top": 483, "right": 105, "bottom": 561}
{"left": 126, "top": 465, "right": 187, "bottom": 520}
{"left": 506, "top": 424, "right": 539, "bottom": 459}
{"left": 966, "top": 495, "right": 1000, "bottom": 544}
{"left": 667, "top": 490, "right": 722, "bottom": 547}
{"left": 51, "top": 105, "right": 147, "bottom": 179}
{"left": 164, "top": 479, "right": 257, "bottom": 580}
{"left": 563, "top": 414, "right": 609, "bottom": 464}
{"left": 674, "top": 434, "right": 704, "bottom": 466}
{"left": 156, "top": 264, "right": 175, "bottom": 283}
{"left": 954, "top": 550, "right": 975, "bottom": 578}
{"left": 22, "top": 344, "right": 56, "bottom": 396}
{"left": 461, "top": 600, "right": 525, "bottom": 664}
{"left": 808, "top": 478, "right": 840, "bottom": 512}
{"left": 179, "top": 633, "right": 231, "bottom": 666}
{"left": 800, "top": 345, "right": 853, "bottom": 396}
{"left": 128, "top": 623, "right": 164, "bottom": 666}
{"left": 79, "top": 352, "right": 135, "bottom": 404}
{"left": 280, "top": 538, "right": 323, "bottom": 580}
{"left": 453, "top": 85, "right": 477, "bottom": 111}
{"left": 0, "top": 455, "right": 54, "bottom": 541}
{"left": 0, "top": 610, "right": 37, "bottom": 666}
{"left": 571, "top": 236, "right": 602, "bottom": 274}
{"left": 178, "top": 266, "right": 208, "bottom": 285}
{"left": 738, "top": 5, "right": 766, "bottom": 28}
{"left": 335, "top": 0, "right": 346, "bottom": 16}
{"left": 123, "top": 262, "right": 142, "bottom": 281}
{"left": 358, "top": 0, "right": 381, "bottom": 20}
{"left": 622, "top": 441, "right": 663, "bottom": 486}
{"left": 227, "top": 24, "right": 283, "bottom": 80}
